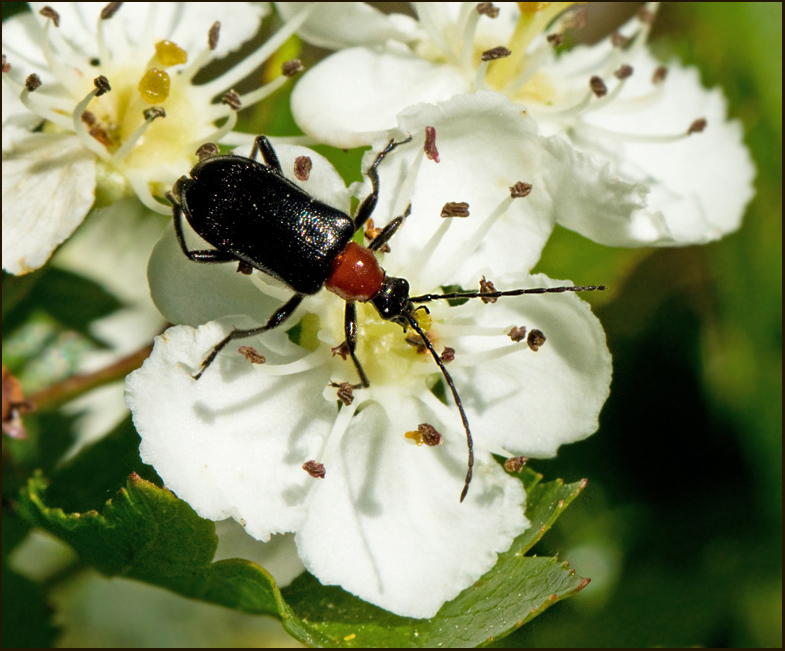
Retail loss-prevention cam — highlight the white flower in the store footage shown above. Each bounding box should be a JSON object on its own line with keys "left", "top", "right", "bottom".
{"left": 2, "top": 2, "right": 313, "bottom": 274}
{"left": 125, "top": 103, "right": 612, "bottom": 618}
{"left": 284, "top": 1, "right": 755, "bottom": 247}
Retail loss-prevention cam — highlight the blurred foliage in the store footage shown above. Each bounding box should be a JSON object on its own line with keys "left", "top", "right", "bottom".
{"left": 2, "top": 2, "right": 780, "bottom": 648}
{"left": 517, "top": 3, "right": 782, "bottom": 648}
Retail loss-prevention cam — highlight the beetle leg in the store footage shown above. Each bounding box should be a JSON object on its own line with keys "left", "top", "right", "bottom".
{"left": 250, "top": 135, "right": 283, "bottom": 175}
{"left": 169, "top": 192, "right": 238, "bottom": 263}
{"left": 354, "top": 135, "right": 413, "bottom": 231}
{"left": 342, "top": 302, "right": 370, "bottom": 388}
{"left": 193, "top": 294, "right": 305, "bottom": 380}
{"left": 368, "top": 203, "right": 412, "bottom": 252}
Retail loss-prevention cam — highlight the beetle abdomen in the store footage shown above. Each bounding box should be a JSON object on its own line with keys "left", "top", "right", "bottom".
{"left": 182, "top": 156, "right": 355, "bottom": 294}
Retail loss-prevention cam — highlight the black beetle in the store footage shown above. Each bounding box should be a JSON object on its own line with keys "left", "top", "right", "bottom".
{"left": 168, "top": 135, "right": 605, "bottom": 501}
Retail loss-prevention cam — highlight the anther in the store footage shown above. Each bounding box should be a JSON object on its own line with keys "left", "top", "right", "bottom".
{"left": 687, "top": 118, "right": 707, "bottom": 135}
{"left": 236, "top": 261, "right": 253, "bottom": 275}
{"left": 39, "top": 6, "right": 60, "bottom": 27}
{"left": 25, "top": 74, "right": 42, "bottom": 92}
{"left": 504, "top": 456, "right": 528, "bottom": 472}
{"left": 476, "top": 2, "right": 499, "bottom": 18}
{"left": 441, "top": 201, "right": 470, "bottom": 218}
{"left": 611, "top": 31, "right": 628, "bottom": 48}
{"left": 479, "top": 276, "right": 498, "bottom": 304}
{"left": 481, "top": 46, "right": 512, "bottom": 62}
{"left": 142, "top": 106, "right": 166, "bottom": 121}
{"left": 282, "top": 59, "right": 304, "bottom": 78}
{"left": 440, "top": 347, "right": 455, "bottom": 363}
{"left": 527, "top": 329, "right": 546, "bottom": 351}
{"left": 335, "top": 382, "right": 354, "bottom": 406}
{"left": 221, "top": 90, "right": 242, "bottom": 111}
{"left": 364, "top": 219, "right": 390, "bottom": 252}
{"left": 294, "top": 156, "right": 312, "bottom": 181}
{"left": 547, "top": 33, "right": 564, "bottom": 47}
{"left": 510, "top": 181, "right": 532, "bottom": 198}
{"left": 508, "top": 326, "right": 527, "bottom": 342}
{"left": 101, "top": 2, "right": 123, "bottom": 20}
{"left": 331, "top": 342, "right": 350, "bottom": 360}
{"left": 405, "top": 423, "right": 443, "bottom": 447}
{"left": 614, "top": 64, "right": 633, "bottom": 80}
{"left": 652, "top": 66, "right": 668, "bottom": 85}
{"left": 302, "top": 460, "right": 326, "bottom": 479}
{"left": 424, "top": 126, "right": 440, "bottom": 163}
{"left": 3, "top": 366, "right": 35, "bottom": 440}
{"left": 2, "top": 55, "right": 10, "bottom": 73}
{"left": 590, "top": 75, "right": 607, "bottom": 98}
{"left": 238, "top": 346, "right": 266, "bottom": 364}
{"left": 93, "top": 75, "right": 111, "bottom": 96}
{"left": 208, "top": 22, "right": 220, "bottom": 50}
{"left": 196, "top": 142, "right": 219, "bottom": 160}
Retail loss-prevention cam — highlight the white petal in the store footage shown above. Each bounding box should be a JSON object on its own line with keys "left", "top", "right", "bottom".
{"left": 2, "top": 132, "right": 96, "bottom": 274}
{"left": 296, "top": 400, "right": 527, "bottom": 619}
{"left": 430, "top": 273, "right": 612, "bottom": 457}
{"left": 125, "top": 320, "right": 337, "bottom": 541}
{"left": 558, "top": 52, "right": 755, "bottom": 246}
{"left": 359, "top": 93, "right": 642, "bottom": 287}
{"left": 291, "top": 46, "right": 468, "bottom": 148}
{"left": 275, "top": 2, "right": 419, "bottom": 50}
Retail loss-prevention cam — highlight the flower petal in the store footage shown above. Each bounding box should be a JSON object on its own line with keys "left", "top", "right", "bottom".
{"left": 296, "top": 400, "right": 527, "bottom": 619}
{"left": 2, "top": 132, "right": 95, "bottom": 274}
{"left": 276, "top": 2, "right": 418, "bottom": 50}
{"left": 555, "top": 51, "right": 755, "bottom": 246}
{"left": 291, "top": 46, "right": 468, "bottom": 148}
{"left": 359, "top": 92, "right": 642, "bottom": 287}
{"left": 428, "top": 273, "right": 612, "bottom": 457}
{"left": 125, "top": 319, "right": 337, "bottom": 541}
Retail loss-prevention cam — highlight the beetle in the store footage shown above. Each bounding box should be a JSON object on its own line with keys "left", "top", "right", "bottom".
{"left": 167, "top": 135, "right": 604, "bottom": 502}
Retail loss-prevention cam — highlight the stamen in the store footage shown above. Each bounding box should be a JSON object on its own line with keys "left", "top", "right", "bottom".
{"left": 416, "top": 3, "right": 460, "bottom": 67}
{"left": 235, "top": 74, "right": 288, "bottom": 108}
{"left": 508, "top": 326, "right": 527, "bottom": 342}
{"left": 334, "top": 382, "right": 354, "bottom": 406}
{"left": 479, "top": 276, "right": 498, "bottom": 304}
{"left": 302, "top": 460, "right": 326, "bottom": 479}
{"left": 318, "top": 398, "right": 359, "bottom": 473}
{"left": 208, "top": 22, "right": 220, "bottom": 50}
{"left": 652, "top": 65, "right": 668, "bottom": 85}
{"left": 510, "top": 181, "right": 532, "bottom": 198}
{"left": 504, "top": 456, "right": 528, "bottom": 472}
{"left": 281, "top": 59, "right": 305, "bottom": 78}
{"left": 25, "top": 73, "right": 42, "bottom": 92}
{"left": 111, "top": 107, "right": 165, "bottom": 162}
{"left": 195, "top": 142, "right": 219, "bottom": 160}
{"left": 96, "top": 3, "right": 123, "bottom": 67}
{"left": 547, "top": 33, "right": 564, "bottom": 47}
{"left": 200, "top": 5, "right": 316, "bottom": 96}
{"left": 294, "top": 155, "right": 312, "bottom": 181}
{"left": 72, "top": 76, "right": 113, "bottom": 159}
{"left": 526, "top": 328, "right": 546, "bottom": 351}
{"left": 124, "top": 173, "right": 171, "bottom": 215}
{"left": 424, "top": 126, "right": 440, "bottom": 162}
{"left": 181, "top": 23, "right": 220, "bottom": 82}
{"left": 238, "top": 346, "right": 266, "bottom": 365}
{"left": 441, "top": 347, "right": 456, "bottom": 363}
{"left": 590, "top": 75, "right": 607, "bottom": 98}
{"left": 687, "top": 118, "right": 707, "bottom": 135}
{"left": 39, "top": 6, "right": 60, "bottom": 28}
{"left": 441, "top": 201, "right": 470, "bottom": 218}
{"left": 579, "top": 118, "right": 710, "bottom": 144}
{"left": 405, "top": 423, "right": 443, "bottom": 447}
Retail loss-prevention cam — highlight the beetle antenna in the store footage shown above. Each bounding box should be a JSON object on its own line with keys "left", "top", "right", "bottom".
{"left": 409, "top": 284, "right": 606, "bottom": 304}
{"left": 406, "top": 315, "right": 474, "bottom": 503}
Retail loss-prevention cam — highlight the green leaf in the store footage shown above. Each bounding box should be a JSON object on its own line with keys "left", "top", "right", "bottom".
{"left": 17, "top": 473, "right": 281, "bottom": 616}
{"left": 17, "top": 468, "right": 587, "bottom": 648}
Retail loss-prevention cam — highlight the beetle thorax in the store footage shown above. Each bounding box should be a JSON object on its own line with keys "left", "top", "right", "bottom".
{"left": 324, "top": 242, "right": 385, "bottom": 302}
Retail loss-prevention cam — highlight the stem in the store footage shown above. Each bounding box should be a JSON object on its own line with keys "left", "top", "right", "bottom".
{"left": 29, "top": 343, "right": 153, "bottom": 411}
